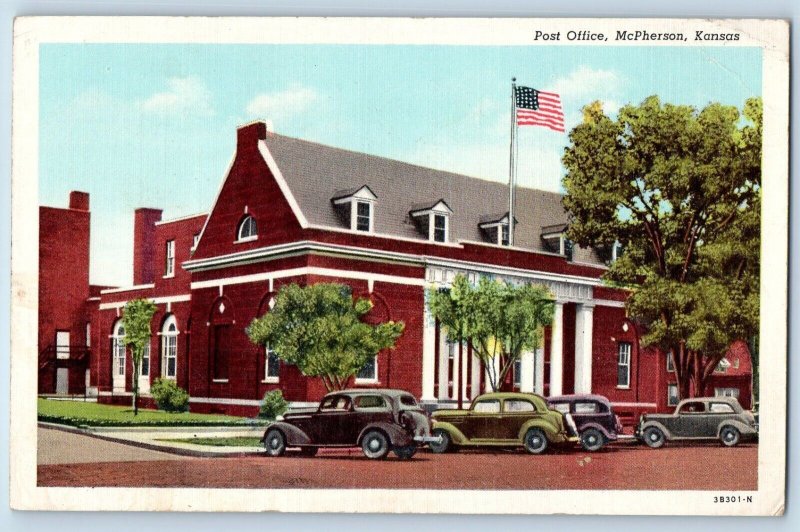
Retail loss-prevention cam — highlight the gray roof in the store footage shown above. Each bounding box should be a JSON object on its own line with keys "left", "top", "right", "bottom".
{"left": 265, "top": 133, "right": 599, "bottom": 262}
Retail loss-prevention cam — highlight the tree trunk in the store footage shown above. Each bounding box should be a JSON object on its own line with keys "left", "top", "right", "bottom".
{"left": 132, "top": 357, "right": 140, "bottom": 416}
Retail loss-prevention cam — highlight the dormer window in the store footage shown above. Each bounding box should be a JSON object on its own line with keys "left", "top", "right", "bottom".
{"left": 331, "top": 185, "right": 377, "bottom": 233}
{"left": 541, "top": 224, "right": 573, "bottom": 261}
{"left": 410, "top": 199, "right": 453, "bottom": 243}
{"left": 479, "top": 213, "right": 515, "bottom": 246}
{"left": 237, "top": 214, "right": 258, "bottom": 242}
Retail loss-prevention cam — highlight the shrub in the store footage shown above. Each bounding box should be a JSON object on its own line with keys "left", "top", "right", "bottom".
{"left": 151, "top": 378, "right": 190, "bottom": 413}
{"left": 260, "top": 390, "right": 288, "bottom": 419}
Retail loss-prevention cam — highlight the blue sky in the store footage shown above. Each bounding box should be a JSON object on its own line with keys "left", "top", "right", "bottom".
{"left": 39, "top": 44, "right": 761, "bottom": 286}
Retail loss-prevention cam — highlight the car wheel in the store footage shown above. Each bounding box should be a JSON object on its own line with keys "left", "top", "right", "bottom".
{"left": 298, "top": 446, "right": 318, "bottom": 457}
{"left": 393, "top": 445, "right": 417, "bottom": 460}
{"left": 643, "top": 427, "right": 666, "bottom": 449}
{"left": 720, "top": 426, "right": 741, "bottom": 447}
{"left": 361, "top": 430, "right": 390, "bottom": 459}
{"left": 580, "top": 428, "right": 606, "bottom": 452}
{"left": 523, "top": 428, "right": 549, "bottom": 455}
{"left": 428, "top": 428, "right": 451, "bottom": 454}
{"left": 263, "top": 429, "right": 286, "bottom": 457}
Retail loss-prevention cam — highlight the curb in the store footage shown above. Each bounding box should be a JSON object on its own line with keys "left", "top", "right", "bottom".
{"left": 38, "top": 422, "right": 264, "bottom": 458}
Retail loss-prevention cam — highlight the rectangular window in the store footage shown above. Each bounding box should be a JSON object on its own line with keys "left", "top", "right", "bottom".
{"left": 192, "top": 233, "right": 200, "bottom": 250}
{"left": 617, "top": 342, "right": 631, "bottom": 388}
{"left": 141, "top": 343, "right": 150, "bottom": 377}
{"left": 513, "top": 358, "right": 521, "bottom": 386}
{"left": 86, "top": 323, "right": 91, "bottom": 347}
{"left": 163, "top": 335, "right": 177, "bottom": 378}
{"left": 165, "top": 240, "right": 175, "bottom": 277}
{"left": 213, "top": 325, "right": 231, "bottom": 381}
{"left": 265, "top": 346, "right": 280, "bottom": 381}
{"left": 433, "top": 214, "right": 447, "bottom": 242}
{"left": 114, "top": 338, "right": 126, "bottom": 376}
{"left": 56, "top": 331, "right": 70, "bottom": 359}
{"left": 563, "top": 238, "right": 574, "bottom": 261}
{"left": 355, "top": 201, "right": 371, "bottom": 232}
{"left": 714, "top": 387, "right": 740, "bottom": 399}
{"left": 667, "top": 384, "right": 679, "bottom": 406}
{"left": 500, "top": 224, "right": 510, "bottom": 246}
{"left": 357, "top": 356, "right": 377, "bottom": 381}
{"left": 666, "top": 350, "right": 675, "bottom": 372}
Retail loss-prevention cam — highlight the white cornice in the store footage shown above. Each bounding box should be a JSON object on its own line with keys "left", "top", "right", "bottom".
{"left": 99, "top": 284, "right": 155, "bottom": 295}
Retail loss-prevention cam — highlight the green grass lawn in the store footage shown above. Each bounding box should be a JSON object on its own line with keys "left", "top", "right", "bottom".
{"left": 37, "top": 398, "right": 265, "bottom": 427}
{"left": 156, "top": 436, "right": 263, "bottom": 447}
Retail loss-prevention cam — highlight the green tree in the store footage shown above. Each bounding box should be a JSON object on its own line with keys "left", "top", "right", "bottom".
{"left": 562, "top": 96, "right": 761, "bottom": 400}
{"left": 428, "top": 275, "right": 554, "bottom": 392}
{"left": 247, "top": 283, "right": 405, "bottom": 391}
{"left": 122, "top": 298, "right": 157, "bottom": 415}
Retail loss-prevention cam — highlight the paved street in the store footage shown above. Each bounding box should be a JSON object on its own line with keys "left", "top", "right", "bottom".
{"left": 38, "top": 427, "right": 758, "bottom": 490}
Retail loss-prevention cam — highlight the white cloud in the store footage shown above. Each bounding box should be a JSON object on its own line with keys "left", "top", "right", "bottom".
{"left": 140, "top": 77, "right": 214, "bottom": 115}
{"left": 245, "top": 86, "right": 319, "bottom": 124}
{"left": 551, "top": 66, "right": 621, "bottom": 100}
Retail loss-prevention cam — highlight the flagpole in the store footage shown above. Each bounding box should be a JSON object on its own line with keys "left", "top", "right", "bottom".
{"left": 508, "top": 78, "right": 517, "bottom": 246}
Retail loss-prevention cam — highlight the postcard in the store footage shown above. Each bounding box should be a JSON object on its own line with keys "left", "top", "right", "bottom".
{"left": 10, "top": 17, "right": 788, "bottom": 515}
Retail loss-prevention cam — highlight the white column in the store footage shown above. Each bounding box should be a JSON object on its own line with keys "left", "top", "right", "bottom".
{"left": 534, "top": 346, "right": 545, "bottom": 395}
{"left": 549, "top": 301, "right": 564, "bottom": 397}
{"left": 519, "top": 350, "right": 534, "bottom": 392}
{"left": 421, "top": 297, "right": 436, "bottom": 401}
{"left": 450, "top": 340, "right": 460, "bottom": 400}
{"left": 438, "top": 332, "right": 449, "bottom": 399}
{"left": 485, "top": 356, "right": 499, "bottom": 393}
{"left": 470, "top": 351, "right": 481, "bottom": 400}
{"left": 574, "top": 303, "right": 595, "bottom": 394}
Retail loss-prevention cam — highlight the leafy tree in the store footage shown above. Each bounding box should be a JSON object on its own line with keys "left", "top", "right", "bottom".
{"left": 428, "top": 275, "right": 554, "bottom": 392}
{"left": 247, "top": 283, "right": 405, "bottom": 391}
{"left": 122, "top": 298, "right": 157, "bottom": 415}
{"left": 562, "top": 96, "right": 761, "bottom": 400}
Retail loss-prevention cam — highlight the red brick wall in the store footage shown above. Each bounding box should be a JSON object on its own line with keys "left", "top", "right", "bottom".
{"left": 39, "top": 202, "right": 91, "bottom": 393}
{"left": 133, "top": 208, "right": 163, "bottom": 285}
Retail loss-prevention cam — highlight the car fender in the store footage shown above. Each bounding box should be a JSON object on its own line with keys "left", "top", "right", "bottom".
{"left": 717, "top": 419, "right": 756, "bottom": 437}
{"left": 262, "top": 422, "right": 311, "bottom": 446}
{"left": 358, "top": 421, "right": 413, "bottom": 447}
{"left": 639, "top": 420, "right": 673, "bottom": 440}
{"left": 577, "top": 421, "right": 616, "bottom": 441}
{"left": 517, "top": 418, "right": 560, "bottom": 441}
{"left": 430, "top": 421, "right": 470, "bottom": 445}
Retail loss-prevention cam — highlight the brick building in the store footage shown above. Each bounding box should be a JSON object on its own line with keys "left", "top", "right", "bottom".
{"left": 39, "top": 121, "right": 754, "bottom": 421}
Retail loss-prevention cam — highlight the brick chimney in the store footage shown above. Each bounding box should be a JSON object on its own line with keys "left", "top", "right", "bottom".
{"left": 69, "top": 191, "right": 90, "bottom": 211}
{"left": 133, "top": 208, "right": 163, "bottom": 285}
{"left": 237, "top": 121, "right": 267, "bottom": 151}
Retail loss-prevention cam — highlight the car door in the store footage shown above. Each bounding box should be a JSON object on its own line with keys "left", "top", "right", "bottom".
{"left": 501, "top": 399, "right": 537, "bottom": 440}
{"left": 463, "top": 398, "right": 501, "bottom": 440}
{"left": 673, "top": 401, "right": 707, "bottom": 437}
{"left": 312, "top": 395, "right": 352, "bottom": 444}
{"left": 352, "top": 394, "right": 391, "bottom": 443}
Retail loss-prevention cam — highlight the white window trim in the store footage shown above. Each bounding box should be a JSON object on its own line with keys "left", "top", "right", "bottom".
{"left": 666, "top": 350, "right": 675, "bottom": 372}
{"left": 112, "top": 321, "right": 126, "bottom": 377}
{"left": 430, "top": 213, "right": 449, "bottom": 243}
{"left": 236, "top": 215, "right": 258, "bottom": 243}
{"left": 263, "top": 345, "right": 280, "bottom": 383}
{"left": 617, "top": 342, "right": 631, "bottom": 389}
{"left": 141, "top": 342, "right": 151, "bottom": 377}
{"left": 355, "top": 355, "right": 379, "bottom": 384}
{"left": 212, "top": 379, "right": 229, "bottom": 383}
{"left": 667, "top": 384, "right": 679, "bottom": 406}
{"left": 351, "top": 200, "right": 374, "bottom": 233}
{"left": 164, "top": 240, "right": 176, "bottom": 279}
{"left": 161, "top": 316, "right": 179, "bottom": 379}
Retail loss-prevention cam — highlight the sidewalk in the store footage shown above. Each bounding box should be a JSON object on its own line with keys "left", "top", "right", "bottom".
{"left": 39, "top": 422, "right": 266, "bottom": 457}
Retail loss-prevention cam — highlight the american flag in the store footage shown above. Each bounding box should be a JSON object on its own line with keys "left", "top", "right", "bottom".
{"left": 515, "top": 86, "right": 565, "bottom": 132}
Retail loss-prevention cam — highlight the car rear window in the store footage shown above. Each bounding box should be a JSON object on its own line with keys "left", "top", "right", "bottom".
{"left": 574, "top": 402, "right": 600, "bottom": 414}
{"left": 473, "top": 400, "right": 500, "bottom": 413}
{"left": 399, "top": 395, "right": 417, "bottom": 407}
{"left": 504, "top": 400, "right": 535, "bottom": 413}
{"left": 709, "top": 402, "right": 735, "bottom": 413}
{"left": 354, "top": 395, "right": 387, "bottom": 409}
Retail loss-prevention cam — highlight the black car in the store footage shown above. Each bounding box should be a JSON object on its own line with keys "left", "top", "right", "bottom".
{"left": 547, "top": 394, "right": 623, "bottom": 451}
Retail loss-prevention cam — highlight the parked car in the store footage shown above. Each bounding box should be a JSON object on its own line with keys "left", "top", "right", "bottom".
{"left": 260, "top": 388, "right": 438, "bottom": 459}
{"left": 547, "top": 394, "right": 624, "bottom": 451}
{"left": 429, "top": 392, "right": 578, "bottom": 455}
{"left": 635, "top": 397, "right": 758, "bottom": 448}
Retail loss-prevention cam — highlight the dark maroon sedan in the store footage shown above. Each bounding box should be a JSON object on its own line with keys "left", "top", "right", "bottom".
{"left": 261, "top": 389, "right": 438, "bottom": 459}
{"left": 547, "top": 394, "right": 623, "bottom": 451}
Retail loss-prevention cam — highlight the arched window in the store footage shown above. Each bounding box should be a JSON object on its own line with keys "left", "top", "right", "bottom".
{"left": 237, "top": 215, "right": 258, "bottom": 241}
{"left": 161, "top": 315, "right": 178, "bottom": 379}
{"left": 111, "top": 320, "right": 126, "bottom": 378}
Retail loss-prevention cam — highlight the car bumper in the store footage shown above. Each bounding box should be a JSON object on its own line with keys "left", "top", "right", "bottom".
{"left": 551, "top": 432, "right": 579, "bottom": 444}
{"left": 414, "top": 435, "right": 444, "bottom": 444}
